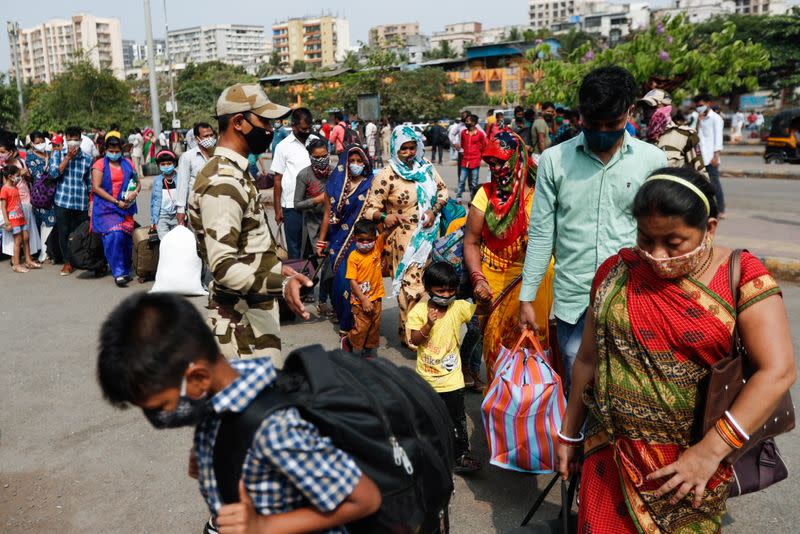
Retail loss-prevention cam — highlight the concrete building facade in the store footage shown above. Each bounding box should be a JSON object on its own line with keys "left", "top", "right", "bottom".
{"left": 168, "top": 24, "right": 267, "bottom": 68}
{"left": 272, "top": 15, "right": 350, "bottom": 68}
{"left": 430, "top": 22, "right": 482, "bottom": 55}
{"left": 368, "top": 22, "right": 420, "bottom": 47}
{"left": 10, "top": 14, "right": 124, "bottom": 84}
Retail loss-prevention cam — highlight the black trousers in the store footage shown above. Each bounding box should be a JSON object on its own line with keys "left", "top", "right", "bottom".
{"left": 439, "top": 388, "right": 469, "bottom": 459}
{"left": 54, "top": 206, "right": 88, "bottom": 265}
{"left": 431, "top": 144, "right": 444, "bottom": 164}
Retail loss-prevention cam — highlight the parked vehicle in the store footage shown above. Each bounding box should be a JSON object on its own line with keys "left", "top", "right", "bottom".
{"left": 764, "top": 108, "right": 800, "bottom": 164}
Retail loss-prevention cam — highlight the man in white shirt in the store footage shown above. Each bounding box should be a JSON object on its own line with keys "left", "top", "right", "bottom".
{"left": 184, "top": 127, "right": 197, "bottom": 150}
{"left": 364, "top": 120, "right": 378, "bottom": 160}
{"left": 694, "top": 94, "right": 726, "bottom": 216}
{"left": 158, "top": 130, "right": 168, "bottom": 151}
{"left": 80, "top": 132, "right": 99, "bottom": 159}
{"left": 128, "top": 128, "right": 145, "bottom": 178}
{"left": 175, "top": 122, "right": 216, "bottom": 227}
{"left": 731, "top": 110, "right": 745, "bottom": 143}
{"left": 271, "top": 107, "right": 315, "bottom": 259}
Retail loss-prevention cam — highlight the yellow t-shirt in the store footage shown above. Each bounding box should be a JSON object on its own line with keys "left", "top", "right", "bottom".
{"left": 471, "top": 185, "right": 489, "bottom": 212}
{"left": 345, "top": 234, "right": 386, "bottom": 303}
{"left": 407, "top": 299, "right": 477, "bottom": 393}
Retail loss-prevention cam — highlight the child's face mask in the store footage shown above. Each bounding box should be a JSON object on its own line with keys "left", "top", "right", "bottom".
{"left": 143, "top": 376, "right": 211, "bottom": 429}
{"left": 355, "top": 240, "right": 375, "bottom": 253}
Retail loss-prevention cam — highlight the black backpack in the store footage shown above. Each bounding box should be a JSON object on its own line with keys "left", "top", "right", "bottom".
{"left": 213, "top": 346, "right": 454, "bottom": 534}
{"left": 67, "top": 220, "right": 106, "bottom": 271}
{"left": 343, "top": 125, "right": 361, "bottom": 147}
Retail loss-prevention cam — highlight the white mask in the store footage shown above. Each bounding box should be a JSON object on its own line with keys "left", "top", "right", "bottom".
{"left": 33, "top": 142, "right": 47, "bottom": 152}
{"left": 696, "top": 105, "right": 708, "bottom": 114}
{"left": 199, "top": 137, "right": 217, "bottom": 150}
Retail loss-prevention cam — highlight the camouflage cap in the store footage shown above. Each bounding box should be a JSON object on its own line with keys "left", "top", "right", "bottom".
{"left": 639, "top": 89, "right": 672, "bottom": 107}
{"left": 216, "top": 83, "right": 291, "bottom": 119}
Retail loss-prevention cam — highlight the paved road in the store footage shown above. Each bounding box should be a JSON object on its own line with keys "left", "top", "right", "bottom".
{"left": 2, "top": 162, "right": 799, "bottom": 533}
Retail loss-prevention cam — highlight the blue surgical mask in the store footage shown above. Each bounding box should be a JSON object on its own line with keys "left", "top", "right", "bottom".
{"left": 583, "top": 128, "right": 625, "bottom": 153}
{"left": 107, "top": 152, "right": 122, "bottom": 161}
{"left": 143, "top": 376, "right": 212, "bottom": 429}
{"left": 349, "top": 163, "right": 365, "bottom": 176}
{"left": 160, "top": 165, "right": 175, "bottom": 174}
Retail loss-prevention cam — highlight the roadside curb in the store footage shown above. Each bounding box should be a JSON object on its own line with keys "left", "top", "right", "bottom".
{"left": 760, "top": 256, "right": 800, "bottom": 284}
{"left": 722, "top": 170, "right": 800, "bottom": 180}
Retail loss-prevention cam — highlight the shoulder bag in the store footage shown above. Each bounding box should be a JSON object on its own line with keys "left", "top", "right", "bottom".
{"left": 700, "top": 249, "right": 794, "bottom": 496}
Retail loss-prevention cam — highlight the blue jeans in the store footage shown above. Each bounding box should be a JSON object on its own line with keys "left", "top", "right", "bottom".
{"left": 460, "top": 315, "right": 483, "bottom": 374}
{"left": 555, "top": 309, "right": 587, "bottom": 396}
{"left": 457, "top": 167, "right": 480, "bottom": 198}
{"left": 282, "top": 208, "right": 304, "bottom": 259}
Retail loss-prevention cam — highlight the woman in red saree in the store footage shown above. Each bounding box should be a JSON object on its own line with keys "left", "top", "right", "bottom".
{"left": 556, "top": 167, "right": 795, "bottom": 533}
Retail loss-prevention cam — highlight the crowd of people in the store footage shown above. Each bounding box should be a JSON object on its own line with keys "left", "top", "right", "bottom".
{"left": 4, "top": 63, "right": 794, "bottom": 534}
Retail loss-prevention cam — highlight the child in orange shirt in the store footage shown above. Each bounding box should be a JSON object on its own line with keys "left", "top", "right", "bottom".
{"left": 1, "top": 166, "right": 36, "bottom": 273}
{"left": 344, "top": 219, "right": 397, "bottom": 357}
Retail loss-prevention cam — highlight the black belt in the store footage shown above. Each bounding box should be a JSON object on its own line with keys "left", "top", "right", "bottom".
{"left": 212, "top": 290, "right": 274, "bottom": 307}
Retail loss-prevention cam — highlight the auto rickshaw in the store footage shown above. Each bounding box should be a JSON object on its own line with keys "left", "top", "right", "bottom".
{"left": 764, "top": 108, "right": 800, "bottom": 164}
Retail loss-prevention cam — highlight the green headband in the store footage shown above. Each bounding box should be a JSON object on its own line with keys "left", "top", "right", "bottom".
{"left": 645, "top": 174, "right": 710, "bottom": 216}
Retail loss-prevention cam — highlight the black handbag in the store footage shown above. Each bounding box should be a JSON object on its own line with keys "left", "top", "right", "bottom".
{"left": 699, "top": 249, "right": 794, "bottom": 496}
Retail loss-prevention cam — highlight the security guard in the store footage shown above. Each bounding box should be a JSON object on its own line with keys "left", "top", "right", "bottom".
{"left": 638, "top": 89, "right": 708, "bottom": 178}
{"left": 188, "top": 83, "right": 311, "bottom": 367}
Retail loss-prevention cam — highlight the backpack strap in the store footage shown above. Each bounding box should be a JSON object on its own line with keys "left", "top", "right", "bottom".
{"left": 213, "top": 386, "right": 293, "bottom": 504}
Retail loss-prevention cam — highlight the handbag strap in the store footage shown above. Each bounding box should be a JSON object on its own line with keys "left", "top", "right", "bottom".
{"left": 728, "top": 249, "right": 744, "bottom": 357}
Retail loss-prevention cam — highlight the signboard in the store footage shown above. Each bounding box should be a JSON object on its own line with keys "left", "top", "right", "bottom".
{"left": 739, "top": 94, "right": 767, "bottom": 110}
{"left": 357, "top": 94, "right": 381, "bottom": 121}
{"left": 172, "top": 119, "right": 181, "bottom": 129}
{"left": 166, "top": 100, "right": 178, "bottom": 113}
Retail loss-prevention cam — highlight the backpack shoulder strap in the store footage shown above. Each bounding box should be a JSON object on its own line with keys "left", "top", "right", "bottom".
{"left": 213, "top": 386, "right": 293, "bottom": 504}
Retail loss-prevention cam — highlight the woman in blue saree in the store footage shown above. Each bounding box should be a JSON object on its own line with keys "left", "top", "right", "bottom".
{"left": 90, "top": 135, "right": 139, "bottom": 287}
{"left": 318, "top": 144, "right": 374, "bottom": 336}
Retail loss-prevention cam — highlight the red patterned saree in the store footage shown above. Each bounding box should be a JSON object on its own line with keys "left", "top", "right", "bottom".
{"left": 580, "top": 248, "right": 781, "bottom": 533}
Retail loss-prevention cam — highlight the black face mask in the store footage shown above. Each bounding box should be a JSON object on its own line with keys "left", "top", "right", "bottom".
{"left": 294, "top": 129, "right": 311, "bottom": 143}
{"left": 243, "top": 116, "right": 272, "bottom": 155}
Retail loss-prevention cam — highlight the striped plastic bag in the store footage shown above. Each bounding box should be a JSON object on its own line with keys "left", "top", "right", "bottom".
{"left": 481, "top": 329, "right": 566, "bottom": 473}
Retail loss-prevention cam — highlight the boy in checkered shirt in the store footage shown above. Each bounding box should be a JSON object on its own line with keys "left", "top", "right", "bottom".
{"left": 97, "top": 293, "right": 381, "bottom": 534}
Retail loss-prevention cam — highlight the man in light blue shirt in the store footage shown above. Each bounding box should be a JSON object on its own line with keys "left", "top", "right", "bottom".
{"left": 519, "top": 67, "right": 667, "bottom": 391}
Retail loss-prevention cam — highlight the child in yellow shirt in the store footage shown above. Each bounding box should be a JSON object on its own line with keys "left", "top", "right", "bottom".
{"left": 407, "top": 261, "right": 481, "bottom": 474}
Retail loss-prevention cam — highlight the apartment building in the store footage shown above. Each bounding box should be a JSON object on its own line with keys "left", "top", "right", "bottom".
{"left": 368, "top": 22, "right": 420, "bottom": 47}
{"left": 168, "top": 24, "right": 267, "bottom": 68}
{"left": 272, "top": 15, "right": 350, "bottom": 69}
{"left": 430, "top": 22, "right": 482, "bottom": 55}
{"left": 10, "top": 14, "right": 124, "bottom": 84}
{"left": 122, "top": 39, "right": 166, "bottom": 69}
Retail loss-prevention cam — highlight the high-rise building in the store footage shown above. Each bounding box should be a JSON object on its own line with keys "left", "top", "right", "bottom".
{"left": 430, "top": 22, "right": 482, "bottom": 55}
{"left": 733, "top": 0, "right": 786, "bottom": 14}
{"left": 272, "top": 15, "right": 350, "bottom": 69}
{"left": 368, "top": 22, "right": 420, "bottom": 47}
{"left": 122, "top": 39, "right": 166, "bottom": 69}
{"left": 663, "top": 0, "right": 786, "bottom": 23}
{"left": 168, "top": 24, "right": 267, "bottom": 68}
{"left": 10, "top": 14, "right": 124, "bottom": 84}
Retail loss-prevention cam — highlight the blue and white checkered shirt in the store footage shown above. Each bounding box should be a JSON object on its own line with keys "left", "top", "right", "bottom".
{"left": 195, "top": 358, "right": 362, "bottom": 533}
{"left": 49, "top": 148, "right": 93, "bottom": 211}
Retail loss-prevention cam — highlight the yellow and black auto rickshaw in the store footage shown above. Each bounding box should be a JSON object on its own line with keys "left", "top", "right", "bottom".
{"left": 764, "top": 108, "right": 800, "bottom": 164}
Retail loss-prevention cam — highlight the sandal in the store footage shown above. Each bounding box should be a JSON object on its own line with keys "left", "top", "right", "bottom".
{"left": 11, "top": 264, "right": 29, "bottom": 273}
{"left": 453, "top": 454, "right": 482, "bottom": 474}
{"left": 25, "top": 261, "right": 42, "bottom": 269}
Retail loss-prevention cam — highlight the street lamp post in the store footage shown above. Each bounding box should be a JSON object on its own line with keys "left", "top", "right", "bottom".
{"left": 163, "top": 0, "right": 177, "bottom": 128}
{"left": 6, "top": 21, "right": 26, "bottom": 122}
{"left": 143, "top": 0, "right": 162, "bottom": 137}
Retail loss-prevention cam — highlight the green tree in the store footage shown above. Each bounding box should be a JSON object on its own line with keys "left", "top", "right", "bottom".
{"left": 442, "top": 80, "right": 488, "bottom": 117}
{"left": 25, "top": 59, "right": 140, "bottom": 132}
{"left": 557, "top": 30, "right": 597, "bottom": 56}
{"left": 424, "top": 41, "right": 457, "bottom": 60}
{"left": 525, "top": 15, "right": 768, "bottom": 106}
{"left": 342, "top": 50, "right": 361, "bottom": 69}
{"left": 173, "top": 61, "right": 256, "bottom": 128}
{"left": 256, "top": 52, "right": 284, "bottom": 78}
{"left": 0, "top": 75, "right": 20, "bottom": 130}
{"left": 292, "top": 60, "right": 307, "bottom": 74}
{"left": 506, "top": 27, "right": 521, "bottom": 42}
{"left": 694, "top": 13, "right": 800, "bottom": 99}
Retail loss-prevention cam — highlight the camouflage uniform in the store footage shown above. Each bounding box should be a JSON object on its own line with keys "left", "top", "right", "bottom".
{"left": 656, "top": 124, "right": 709, "bottom": 178}
{"left": 188, "top": 83, "right": 290, "bottom": 366}
{"left": 639, "top": 88, "right": 708, "bottom": 178}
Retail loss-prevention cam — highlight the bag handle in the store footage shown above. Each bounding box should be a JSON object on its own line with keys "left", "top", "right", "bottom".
{"left": 510, "top": 327, "right": 546, "bottom": 359}
{"left": 728, "top": 249, "right": 743, "bottom": 356}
